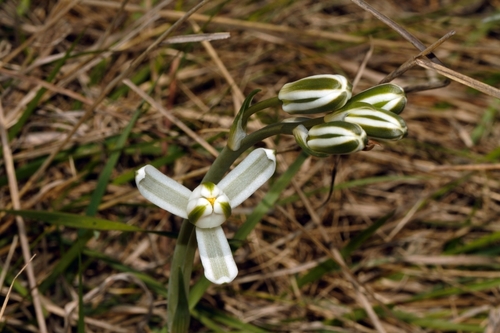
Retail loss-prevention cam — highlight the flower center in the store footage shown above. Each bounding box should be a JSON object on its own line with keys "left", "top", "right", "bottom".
{"left": 186, "top": 182, "right": 232, "bottom": 229}
{"left": 207, "top": 196, "right": 216, "bottom": 206}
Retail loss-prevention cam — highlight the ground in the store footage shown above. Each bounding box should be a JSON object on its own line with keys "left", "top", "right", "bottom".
{"left": 1, "top": 0, "right": 500, "bottom": 332}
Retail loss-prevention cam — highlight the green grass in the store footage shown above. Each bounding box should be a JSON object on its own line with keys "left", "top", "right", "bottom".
{"left": 2, "top": 1, "right": 500, "bottom": 332}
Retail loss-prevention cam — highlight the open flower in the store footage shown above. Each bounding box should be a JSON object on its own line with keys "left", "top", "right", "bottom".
{"left": 135, "top": 148, "right": 276, "bottom": 284}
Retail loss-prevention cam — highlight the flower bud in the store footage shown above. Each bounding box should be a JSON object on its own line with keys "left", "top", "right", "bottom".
{"left": 325, "top": 102, "right": 407, "bottom": 140}
{"left": 293, "top": 122, "right": 367, "bottom": 156}
{"left": 278, "top": 74, "right": 352, "bottom": 114}
{"left": 187, "top": 182, "right": 231, "bottom": 228}
{"left": 346, "top": 83, "right": 406, "bottom": 114}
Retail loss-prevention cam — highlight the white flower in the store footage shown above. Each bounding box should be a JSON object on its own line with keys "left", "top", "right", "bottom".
{"left": 135, "top": 148, "right": 276, "bottom": 284}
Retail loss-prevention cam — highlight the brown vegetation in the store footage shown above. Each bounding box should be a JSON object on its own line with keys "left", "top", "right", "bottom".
{"left": 1, "top": 0, "right": 500, "bottom": 332}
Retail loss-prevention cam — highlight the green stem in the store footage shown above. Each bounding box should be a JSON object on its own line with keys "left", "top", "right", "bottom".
{"left": 228, "top": 96, "right": 282, "bottom": 151}
{"left": 167, "top": 221, "right": 196, "bottom": 333}
{"left": 167, "top": 108, "right": 323, "bottom": 332}
{"left": 242, "top": 96, "right": 281, "bottom": 124}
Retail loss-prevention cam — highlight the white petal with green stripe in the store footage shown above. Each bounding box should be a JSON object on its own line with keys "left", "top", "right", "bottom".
{"left": 218, "top": 148, "right": 276, "bottom": 208}
{"left": 135, "top": 165, "right": 191, "bottom": 218}
{"left": 196, "top": 226, "right": 238, "bottom": 284}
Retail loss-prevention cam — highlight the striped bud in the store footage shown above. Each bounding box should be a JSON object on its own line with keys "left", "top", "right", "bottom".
{"left": 347, "top": 83, "right": 406, "bottom": 114}
{"left": 278, "top": 74, "right": 352, "bottom": 114}
{"left": 325, "top": 102, "right": 408, "bottom": 140}
{"left": 293, "top": 122, "right": 367, "bottom": 156}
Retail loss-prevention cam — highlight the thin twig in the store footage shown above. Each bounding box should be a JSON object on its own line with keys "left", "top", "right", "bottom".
{"left": 0, "top": 254, "right": 36, "bottom": 322}
{"left": 161, "top": 32, "right": 231, "bottom": 44}
{"left": 350, "top": 0, "right": 455, "bottom": 93}
{"left": 331, "top": 249, "right": 388, "bottom": 333}
{"left": 94, "top": 0, "right": 131, "bottom": 51}
{"left": 0, "top": 101, "right": 47, "bottom": 332}
{"left": 0, "top": 67, "right": 94, "bottom": 105}
{"left": 352, "top": 39, "right": 374, "bottom": 90}
{"left": 63, "top": 273, "right": 153, "bottom": 332}
{"left": 123, "top": 78, "right": 219, "bottom": 157}
{"left": 0, "top": 235, "right": 18, "bottom": 295}
{"left": 380, "top": 30, "right": 456, "bottom": 86}
{"left": 415, "top": 57, "right": 500, "bottom": 99}
{"left": 428, "top": 163, "right": 500, "bottom": 171}
{"left": 190, "top": 21, "right": 244, "bottom": 111}
{"left": 386, "top": 197, "right": 426, "bottom": 241}
{"left": 350, "top": 0, "right": 445, "bottom": 66}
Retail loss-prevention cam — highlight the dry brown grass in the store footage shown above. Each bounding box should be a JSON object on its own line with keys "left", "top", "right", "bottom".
{"left": 1, "top": 0, "right": 500, "bottom": 332}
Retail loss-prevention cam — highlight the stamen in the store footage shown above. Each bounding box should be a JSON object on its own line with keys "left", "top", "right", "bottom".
{"left": 207, "top": 196, "right": 216, "bottom": 206}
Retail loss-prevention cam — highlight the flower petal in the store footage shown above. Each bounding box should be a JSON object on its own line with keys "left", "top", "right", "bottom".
{"left": 196, "top": 226, "right": 238, "bottom": 284}
{"left": 135, "top": 165, "right": 191, "bottom": 218}
{"left": 217, "top": 148, "right": 276, "bottom": 208}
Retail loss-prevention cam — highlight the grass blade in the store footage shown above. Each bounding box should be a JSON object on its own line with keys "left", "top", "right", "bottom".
{"left": 195, "top": 305, "right": 269, "bottom": 333}
{"left": 1, "top": 209, "right": 175, "bottom": 237}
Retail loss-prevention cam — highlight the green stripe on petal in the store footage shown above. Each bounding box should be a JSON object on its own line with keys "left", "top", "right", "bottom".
{"left": 218, "top": 201, "right": 232, "bottom": 220}
{"left": 307, "top": 121, "right": 367, "bottom": 155}
{"left": 135, "top": 165, "right": 191, "bottom": 218}
{"left": 201, "top": 181, "right": 215, "bottom": 192}
{"left": 187, "top": 203, "right": 208, "bottom": 225}
{"left": 196, "top": 226, "right": 238, "bottom": 284}
{"left": 217, "top": 148, "right": 276, "bottom": 209}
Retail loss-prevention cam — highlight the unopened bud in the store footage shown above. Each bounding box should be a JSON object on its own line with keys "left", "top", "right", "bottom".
{"left": 279, "top": 74, "right": 352, "bottom": 114}
{"left": 325, "top": 102, "right": 408, "bottom": 140}
{"left": 347, "top": 83, "right": 406, "bottom": 114}
{"left": 293, "top": 122, "right": 367, "bottom": 156}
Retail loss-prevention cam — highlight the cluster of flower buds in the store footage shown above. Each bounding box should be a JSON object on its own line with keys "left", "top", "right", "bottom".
{"left": 278, "top": 75, "right": 408, "bottom": 156}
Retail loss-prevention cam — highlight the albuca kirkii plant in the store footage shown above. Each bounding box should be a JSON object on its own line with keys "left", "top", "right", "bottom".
{"left": 135, "top": 73, "right": 408, "bottom": 332}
